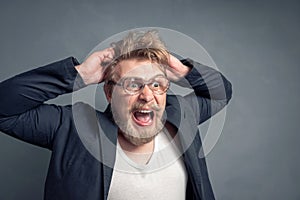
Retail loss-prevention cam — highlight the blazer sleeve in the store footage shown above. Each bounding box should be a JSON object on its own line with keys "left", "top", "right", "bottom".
{"left": 0, "top": 57, "right": 86, "bottom": 149}
{"left": 178, "top": 58, "right": 232, "bottom": 125}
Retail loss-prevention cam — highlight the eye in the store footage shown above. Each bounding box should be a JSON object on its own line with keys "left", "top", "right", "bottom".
{"left": 129, "top": 82, "right": 140, "bottom": 88}
{"left": 127, "top": 80, "right": 143, "bottom": 91}
{"left": 151, "top": 81, "right": 160, "bottom": 88}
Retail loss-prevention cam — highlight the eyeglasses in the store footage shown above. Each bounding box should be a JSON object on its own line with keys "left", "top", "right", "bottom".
{"left": 109, "top": 75, "right": 170, "bottom": 95}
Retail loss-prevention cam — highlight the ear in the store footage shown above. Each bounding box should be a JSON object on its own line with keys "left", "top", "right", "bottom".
{"left": 104, "top": 84, "right": 112, "bottom": 103}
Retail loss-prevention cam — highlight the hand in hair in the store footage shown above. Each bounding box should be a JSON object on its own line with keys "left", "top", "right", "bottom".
{"left": 75, "top": 48, "right": 115, "bottom": 85}
{"left": 166, "top": 54, "right": 191, "bottom": 81}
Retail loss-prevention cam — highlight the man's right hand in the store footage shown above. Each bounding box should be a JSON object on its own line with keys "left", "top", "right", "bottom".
{"left": 75, "top": 48, "right": 115, "bottom": 85}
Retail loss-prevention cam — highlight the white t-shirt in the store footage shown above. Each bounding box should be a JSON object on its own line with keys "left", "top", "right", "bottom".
{"left": 107, "top": 131, "right": 188, "bottom": 200}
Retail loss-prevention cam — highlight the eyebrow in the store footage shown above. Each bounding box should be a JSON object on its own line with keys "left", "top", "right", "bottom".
{"left": 121, "top": 74, "right": 167, "bottom": 81}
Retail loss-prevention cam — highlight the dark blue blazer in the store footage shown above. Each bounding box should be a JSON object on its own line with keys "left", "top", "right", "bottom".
{"left": 0, "top": 57, "right": 232, "bottom": 200}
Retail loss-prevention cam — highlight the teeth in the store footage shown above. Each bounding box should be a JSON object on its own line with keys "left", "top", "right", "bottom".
{"left": 138, "top": 110, "right": 152, "bottom": 113}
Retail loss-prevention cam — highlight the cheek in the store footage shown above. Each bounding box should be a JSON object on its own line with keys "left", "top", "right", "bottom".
{"left": 155, "top": 95, "right": 167, "bottom": 107}
{"left": 111, "top": 92, "right": 125, "bottom": 113}
{"left": 126, "top": 96, "right": 138, "bottom": 111}
{"left": 112, "top": 94, "right": 134, "bottom": 115}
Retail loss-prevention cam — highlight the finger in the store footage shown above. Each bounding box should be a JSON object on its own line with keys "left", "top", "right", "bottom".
{"left": 102, "top": 56, "right": 113, "bottom": 63}
{"left": 106, "top": 47, "right": 115, "bottom": 57}
{"left": 100, "top": 48, "right": 114, "bottom": 58}
{"left": 94, "top": 47, "right": 114, "bottom": 57}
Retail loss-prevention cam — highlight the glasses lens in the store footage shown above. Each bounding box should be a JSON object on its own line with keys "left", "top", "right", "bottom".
{"left": 150, "top": 76, "right": 169, "bottom": 94}
{"left": 123, "top": 78, "right": 144, "bottom": 93}
{"left": 122, "top": 76, "right": 169, "bottom": 95}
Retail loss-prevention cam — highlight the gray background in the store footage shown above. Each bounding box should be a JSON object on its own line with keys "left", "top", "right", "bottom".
{"left": 0, "top": 0, "right": 299, "bottom": 199}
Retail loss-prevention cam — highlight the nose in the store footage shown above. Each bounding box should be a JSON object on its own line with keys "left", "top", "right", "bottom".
{"left": 138, "top": 85, "right": 154, "bottom": 102}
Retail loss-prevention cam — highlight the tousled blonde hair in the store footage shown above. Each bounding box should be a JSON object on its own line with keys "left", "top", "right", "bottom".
{"left": 104, "top": 30, "right": 169, "bottom": 96}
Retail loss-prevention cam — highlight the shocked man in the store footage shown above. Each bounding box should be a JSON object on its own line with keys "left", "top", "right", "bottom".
{"left": 0, "top": 30, "right": 232, "bottom": 199}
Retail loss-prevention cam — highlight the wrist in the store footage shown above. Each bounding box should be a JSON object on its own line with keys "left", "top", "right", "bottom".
{"left": 180, "top": 64, "right": 191, "bottom": 77}
{"left": 75, "top": 64, "right": 92, "bottom": 85}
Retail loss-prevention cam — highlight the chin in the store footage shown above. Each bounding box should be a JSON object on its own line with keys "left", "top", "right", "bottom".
{"left": 122, "top": 132, "right": 156, "bottom": 146}
{"left": 112, "top": 107, "right": 166, "bottom": 146}
{"left": 116, "top": 118, "right": 165, "bottom": 146}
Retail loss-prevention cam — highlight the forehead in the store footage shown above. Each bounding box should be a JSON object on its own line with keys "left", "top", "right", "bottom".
{"left": 116, "top": 59, "right": 165, "bottom": 79}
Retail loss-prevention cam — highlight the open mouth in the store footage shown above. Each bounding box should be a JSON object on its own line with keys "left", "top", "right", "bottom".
{"left": 132, "top": 110, "right": 155, "bottom": 126}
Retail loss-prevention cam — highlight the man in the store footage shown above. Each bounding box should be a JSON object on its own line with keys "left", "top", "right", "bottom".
{"left": 0, "top": 30, "right": 232, "bottom": 199}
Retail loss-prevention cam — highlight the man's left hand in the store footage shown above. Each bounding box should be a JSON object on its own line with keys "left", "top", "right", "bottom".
{"left": 166, "top": 54, "right": 191, "bottom": 81}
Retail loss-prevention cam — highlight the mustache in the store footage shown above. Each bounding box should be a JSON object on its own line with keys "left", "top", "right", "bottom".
{"left": 130, "top": 102, "right": 161, "bottom": 112}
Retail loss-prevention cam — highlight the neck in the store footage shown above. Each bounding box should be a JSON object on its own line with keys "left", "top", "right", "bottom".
{"left": 117, "top": 132, "right": 154, "bottom": 154}
{"left": 118, "top": 133, "right": 155, "bottom": 165}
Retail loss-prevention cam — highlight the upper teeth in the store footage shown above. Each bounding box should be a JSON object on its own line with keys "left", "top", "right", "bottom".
{"left": 139, "top": 110, "right": 151, "bottom": 113}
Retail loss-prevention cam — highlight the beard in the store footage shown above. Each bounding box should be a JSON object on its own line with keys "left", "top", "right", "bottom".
{"left": 111, "top": 102, "right": 166, "bottom": 146}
